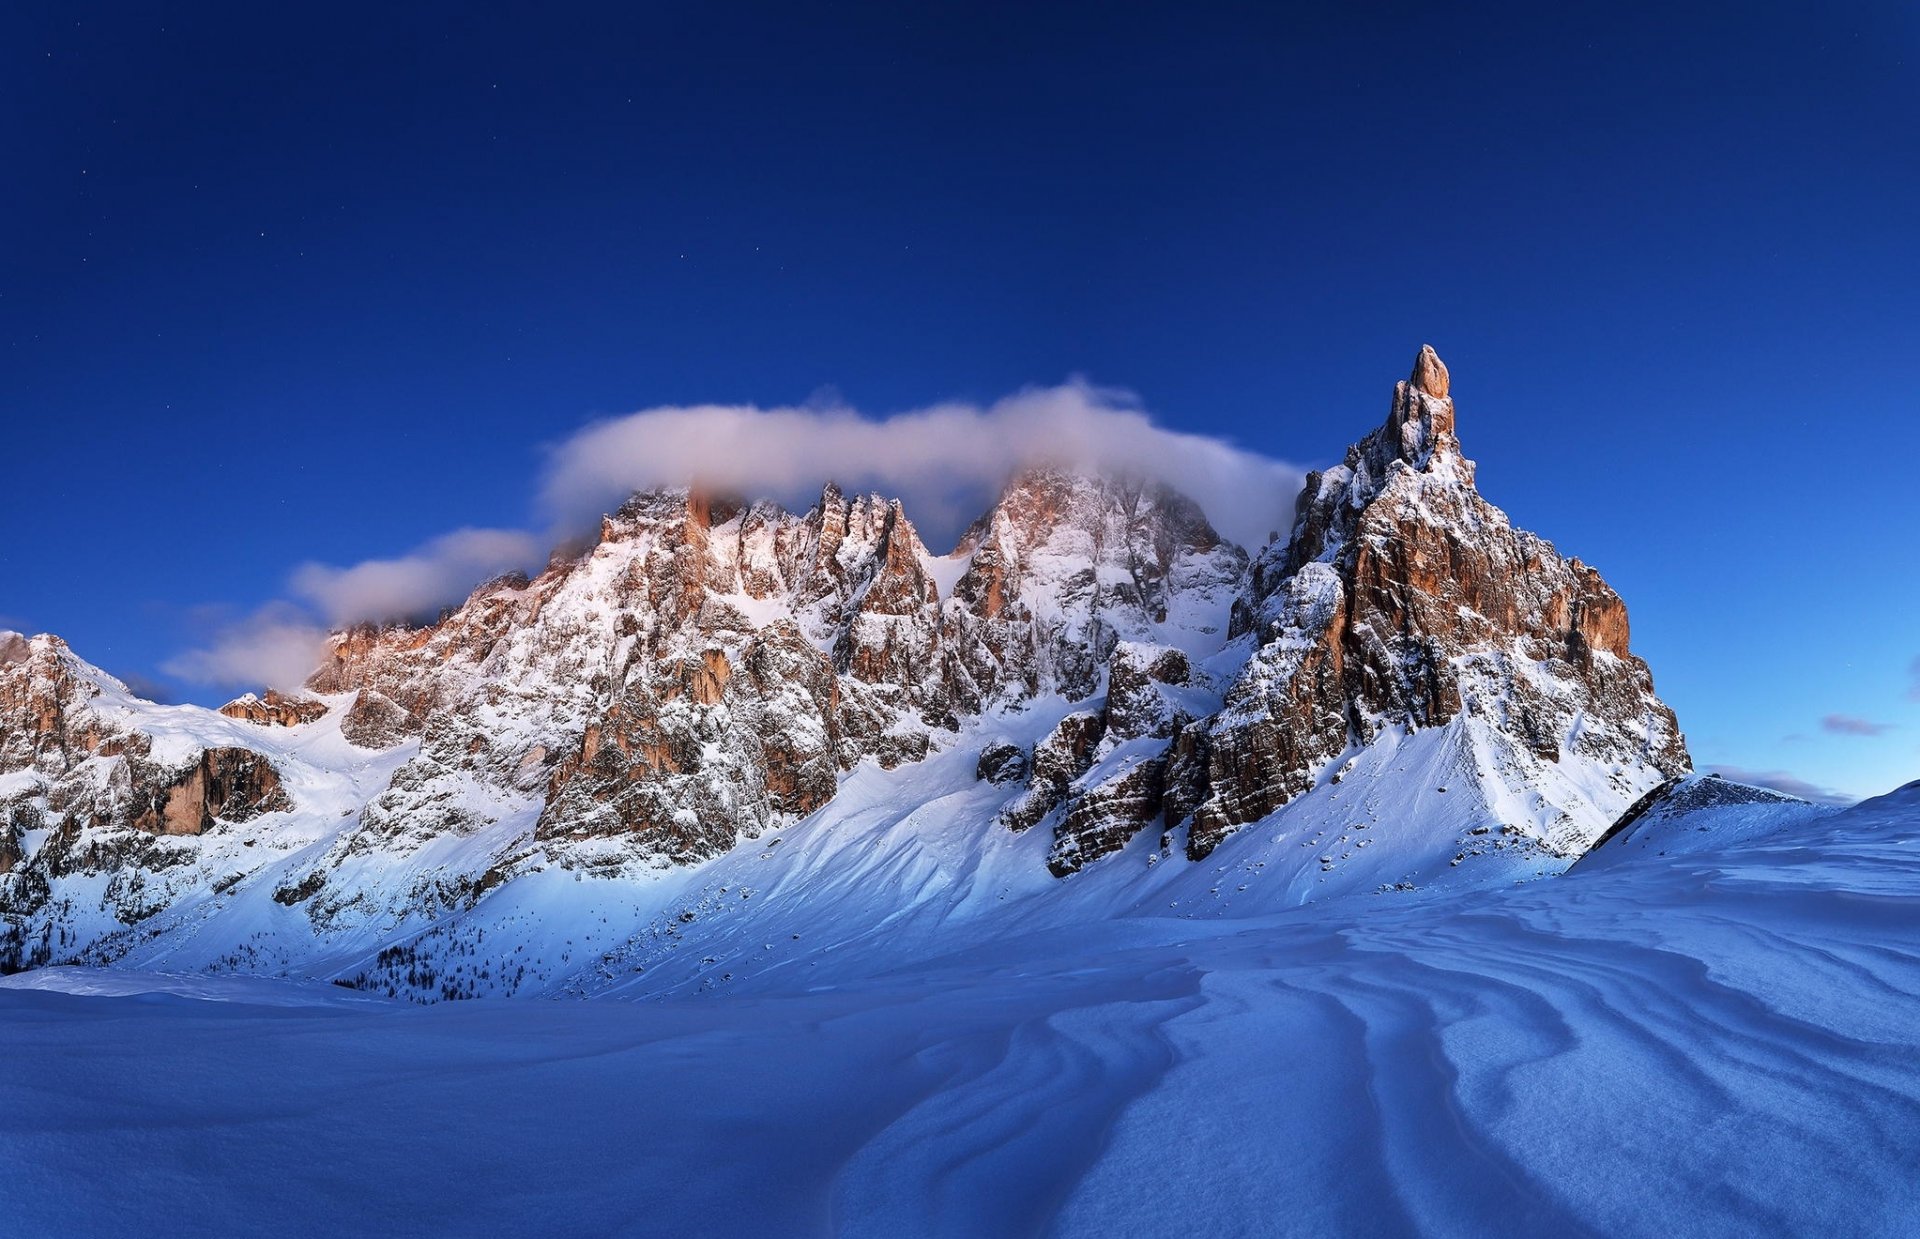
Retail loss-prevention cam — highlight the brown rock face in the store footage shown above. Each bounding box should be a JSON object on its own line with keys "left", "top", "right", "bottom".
{"left": 1410, "top": 343, "right": 1450, "bottom": 399}
{"left": 1050, "top": 756, "right": 1167, "bottom": 876}
{"left": 533, "top": 617, "right": 844, "bottom": 864}
{"left": 1182, "top": 347, "right": 1687, "bottom": 859}
{"left": 308, "top": 623, "right": 441, "bottom": 719}
{"left": 219, "top": 690, "right": 328, "bottom": 728}
{"left": 0, "top": 634, "right": 118, "bottom": 773}
{"left": 997, "top": 711, "right": 1105, "bottom": 834}
{"left": 129, "top": 747, "right": 291, "bottom": 836}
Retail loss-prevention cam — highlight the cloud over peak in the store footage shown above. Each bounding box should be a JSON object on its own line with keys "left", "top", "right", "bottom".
{"left": 163, "top": 529, "right": 543, "bottom": 691}
{"left": 289, "top": 528, "right": 544, "bottom": 628}
{"left": 161, "top": 606, "right": 330, "bottom": 693}
{"left": 537, "top": 382, "right": 1304, "bottom": 552}
{"left": 163, "top": 382, "right": 1305, "bottom": 693}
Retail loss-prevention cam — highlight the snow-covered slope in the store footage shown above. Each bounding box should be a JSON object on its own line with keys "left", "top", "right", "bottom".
{"left": 1574, "top": 772, "right": 1833, "bottom": 870}
{"left": 0, "top": 348, "right": 1690, "bottom": 997}
{"left": 2, "top": 774, "right": 1913, "bottom": 1238}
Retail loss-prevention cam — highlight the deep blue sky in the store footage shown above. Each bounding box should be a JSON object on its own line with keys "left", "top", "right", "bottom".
{"left": 4, "top": 1, "right": 1916, "bottom": 799}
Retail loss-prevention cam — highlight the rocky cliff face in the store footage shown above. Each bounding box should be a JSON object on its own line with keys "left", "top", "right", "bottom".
{"left": 0, "top": 347, "right": 1690, "bottom": 991}
{"left": 1019, "top": 346, "right": 1687, "bottom": 873}
{"left": 218, "top": 690, "right": 329, "bottom": 728}
{"left": 1, "top": 636, "right": 290, "bottom": 838}
{"left": 1176, "top": 346, "right": 1687, "bottom": 858}
{"left": 0, "top": 634, "right": 295, "bottom": 965}
{"left": 249, "top": 471, "right": 1244, "bottom": 920}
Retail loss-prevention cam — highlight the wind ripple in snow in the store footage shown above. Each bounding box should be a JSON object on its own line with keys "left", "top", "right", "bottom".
{"left": 1, "top": 790, "right": 1918, "bottom": 1236}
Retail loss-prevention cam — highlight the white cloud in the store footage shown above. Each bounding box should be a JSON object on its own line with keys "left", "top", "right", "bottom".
{"left": 161, "top": 607, "right": 330, "bottom": 692}
{"left": 289, "top": 528, "right": 543, "bottom": 627}
{"left": 160, "top": 383, "right": 1308, "bottom": 690}
{"left": 537, "top": 381, "right": 1305, "bottom": 551}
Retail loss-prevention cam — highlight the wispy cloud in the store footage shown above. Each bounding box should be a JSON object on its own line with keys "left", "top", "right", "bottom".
{"left": 1705, "top": 764, "right": 1854, "bottom": 806}
{"left": 1908, "top": 656, "right": 1920, "bottom": 703}
{"left": 289, "top": 528, "right": 542, "bottom": 627}
{"left": 162, "top": 529, "right": 541, "bottom": 693}
{"left": 161, "top": 383, "right": 1305, "bottom": 692}
{"left": 1821, "top": 713, "right": 1895, "bottom": 738}
{"left": 537, "top": 381, "right": 1305, "bottom": 551}
{"left": 161, "top": 606, "right": 331, "bottom": 693}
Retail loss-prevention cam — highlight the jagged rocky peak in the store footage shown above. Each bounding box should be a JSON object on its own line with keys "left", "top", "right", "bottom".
{"left": 1197, "top": 345, "right": 1685, "bottom": 852}
{"left": 1274, "top": 344, "right": 1470, "bottom": 590}
{"left": 0, "top": 633, "right": 292, "bottom": 953}
{"left": 0, "top": 633, "right": 120, "bottom": 773}
{"left": 949, "top": 467, "right": 1247, "bottom": 701}
{"left": 1035, "top": 345, "right": 1688, "bottom": 873}
{"left": 1409, "top": 341, "right": 1450, "bottom": 399}
{"left": 1386, "top": 341, "right": 1458, "bottom": 468}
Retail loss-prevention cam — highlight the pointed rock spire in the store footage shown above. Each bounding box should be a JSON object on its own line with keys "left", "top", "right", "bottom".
{"left": 1410, "top": 343, "right": 1450, "bottom": 399}
{"left": 1384, "top": 343, "right": 1458, "bottom": 470}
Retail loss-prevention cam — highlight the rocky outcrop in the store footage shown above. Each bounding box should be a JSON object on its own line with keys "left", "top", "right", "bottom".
{"left": 976, "top": 639, "right": 1201, "bottom": 874}
{"left": 1051, "top": 756, "right": 1167, "bottom": 876}
{"left": 976, "top": 741, "right": 1030, "bottom": 785}
{"left": 340, "top": 690, "right": 417, "bottom": 749}
{"left": 0, "top": 635, "right": 292, "bottom": 943}
{"left": 128, "top": 747, "right": 290, "bottom": 836}
{"left": 1100, "top": 643, "right": 1192, "bottom": 746}
{"left": 997, "top": 711, "right": 1105, "bottom": 834}
{"left": 218, "top": 690, "right": 328, "bottom": 728}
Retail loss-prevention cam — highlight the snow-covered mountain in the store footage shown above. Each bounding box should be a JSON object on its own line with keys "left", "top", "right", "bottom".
{"left": 0, "top": 348, "right": 1691, "bottom": 995}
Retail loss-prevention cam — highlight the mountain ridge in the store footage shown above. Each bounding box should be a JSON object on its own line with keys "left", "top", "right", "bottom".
{"left": 0, "top": 348, "right": 1690, "bottom": 994}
